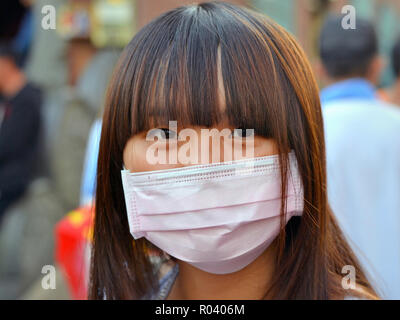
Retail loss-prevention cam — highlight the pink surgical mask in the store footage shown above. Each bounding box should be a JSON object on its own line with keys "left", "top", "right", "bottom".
{"left": 121, "top": 152, "right": 304, "bottom": 274}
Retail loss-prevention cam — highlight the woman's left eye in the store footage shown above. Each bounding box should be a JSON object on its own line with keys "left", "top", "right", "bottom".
{"left": 231, "top": 128, "right": 255, "bottom": 138}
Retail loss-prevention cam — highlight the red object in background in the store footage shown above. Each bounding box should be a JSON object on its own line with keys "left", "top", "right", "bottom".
{"left": 55, "top": 206, "right": 94, "bottom": 300}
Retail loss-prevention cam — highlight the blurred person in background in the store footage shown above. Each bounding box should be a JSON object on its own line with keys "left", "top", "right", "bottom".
{"left": 0, "top": 0, "right": 120, "bottom": 299}
{"left": 0, "top": 0, "right": 33, "bottom": 68}
{"left": 318, "top": 16, "right": 383, "bottom": 105}
{"left": 12, "top": 0, "right": 34, "bottom": 68}
{"left": 52, "top": 0, "right": 126, "bottom": 210}
{"left": 318, "top": 15, "right": 400, "bottom": 299}
{"left": 0, "top": 42, "right": 42, "bottom": 224}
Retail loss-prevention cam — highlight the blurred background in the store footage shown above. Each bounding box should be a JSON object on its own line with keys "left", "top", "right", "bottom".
{"left": 0, "top": 0, "right": 399, "bottom": 300}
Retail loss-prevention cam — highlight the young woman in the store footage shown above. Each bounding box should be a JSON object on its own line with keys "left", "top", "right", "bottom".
{"left": 89, "top": 1, "right": 378, "bottom": 300}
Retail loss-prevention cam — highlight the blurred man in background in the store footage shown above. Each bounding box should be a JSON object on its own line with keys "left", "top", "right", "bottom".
{"left": 318, "top": 15, "right": 400, "bottom": 299}
{"left": 319, "top": 16, "right": 383, "bottom": 105}
{"left": 0, "top": 43, "right": 42, "bottom": 224}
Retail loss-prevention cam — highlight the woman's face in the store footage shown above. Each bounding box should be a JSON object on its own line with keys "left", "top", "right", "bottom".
{"left": 123, "top": 53, "right": 278, "bottom": 172}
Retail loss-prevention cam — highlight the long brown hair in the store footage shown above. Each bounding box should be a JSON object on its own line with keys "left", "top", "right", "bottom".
{"left": 89, "top": 1, "right": 378, "bottom": 299}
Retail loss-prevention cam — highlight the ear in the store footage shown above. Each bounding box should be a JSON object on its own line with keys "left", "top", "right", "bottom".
{"left": 366, "top": 55, "right": 385, "bottom": 85}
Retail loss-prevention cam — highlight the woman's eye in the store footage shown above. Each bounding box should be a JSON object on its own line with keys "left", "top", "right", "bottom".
{"left": 148, "top": 128, "right": 177, "bottom": 140}
{"left": 231, "top": 128, "right": 255, "bottom": 139}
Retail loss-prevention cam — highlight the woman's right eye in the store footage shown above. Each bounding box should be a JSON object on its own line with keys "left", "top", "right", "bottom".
{"left": 147, "top": 128, "right": 177, "bottom": 140}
